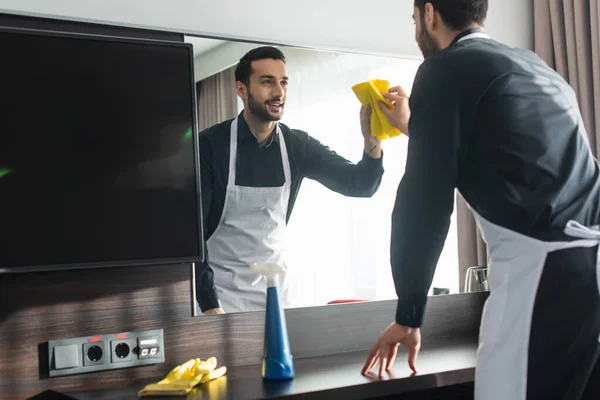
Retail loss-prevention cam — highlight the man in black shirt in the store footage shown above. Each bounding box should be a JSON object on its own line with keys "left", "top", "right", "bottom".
{"left": 196, "top": 46, "right": 384, "bottom": 314}
{"left": 362, "top": 1, "right": 600, "bottom": 399}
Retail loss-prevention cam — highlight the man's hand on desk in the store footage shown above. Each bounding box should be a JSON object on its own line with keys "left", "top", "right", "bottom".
{"left": 204, "top": 308, "right": 225, "bottom": 315}
{"left": 361, "top": 322, "right": 421, "bottom": 378}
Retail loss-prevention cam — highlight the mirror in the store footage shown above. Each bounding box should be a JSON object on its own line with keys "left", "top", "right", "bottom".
{"left": 186, "top": 35, "right": 460, "bottom": 316}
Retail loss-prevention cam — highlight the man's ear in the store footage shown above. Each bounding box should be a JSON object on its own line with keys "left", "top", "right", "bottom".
{"left": 235, "top": 81, "right": 247, "bottom": 100}
{"left": 424, "top": 2, "right": 438, "bottom": 31}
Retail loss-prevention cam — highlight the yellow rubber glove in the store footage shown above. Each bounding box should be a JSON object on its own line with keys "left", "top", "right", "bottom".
{"left": 138, "top": 357, "right": 227, "bottom": 397}
{"left": 352, "top": 79, "right": 402, "bottom": 141}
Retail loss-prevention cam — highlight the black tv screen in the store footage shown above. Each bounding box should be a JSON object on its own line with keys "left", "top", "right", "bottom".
{"left": 0, "top": 28, "right": 203, "bottom": 272}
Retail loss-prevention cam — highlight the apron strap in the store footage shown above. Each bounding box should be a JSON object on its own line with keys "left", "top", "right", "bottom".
{"left": 228, "top": 117, "right": 239, "bottom": 186}
{"left": 565, "top": 220, "right": 600, "bottom": 240}
{"left": 543, "top": 220, "right": 600, "bottom": 252}
{"left": 457, "top": 32, "right": 491, "bottom": 42}
{"left": 278, "top": 125, "right": 291, "bottom": 183}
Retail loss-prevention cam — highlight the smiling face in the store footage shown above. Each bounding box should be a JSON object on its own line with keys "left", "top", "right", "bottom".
{"left": 243, "top": 58, "right": 288, "bottom": 122}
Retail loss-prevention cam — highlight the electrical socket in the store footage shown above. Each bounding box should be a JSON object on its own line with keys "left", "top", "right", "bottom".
{"left": 82, "top": 342, "right": 106, "bottom": 367}
{"left": 110, "top": 338, "right": 137, "bottom": 363}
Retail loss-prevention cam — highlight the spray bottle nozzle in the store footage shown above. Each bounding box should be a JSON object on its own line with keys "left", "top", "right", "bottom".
{"left": 250, "top": 263, "right": 285, "bottom": 288}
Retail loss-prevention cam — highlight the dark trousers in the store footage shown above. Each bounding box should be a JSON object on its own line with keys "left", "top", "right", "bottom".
{"left": 526, "top": 245, "right": 600, "bottom": 399}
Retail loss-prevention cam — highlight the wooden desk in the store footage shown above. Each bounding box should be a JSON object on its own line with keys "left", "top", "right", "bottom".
{"left": 65, "top": 341, "right": 476, "bottom": 400}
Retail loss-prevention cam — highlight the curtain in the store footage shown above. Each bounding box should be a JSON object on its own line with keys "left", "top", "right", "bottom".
{"left": 196, "top": 66, "right": 238, "bottom": 131}
{"left": 280, "top": 48, "right": 460, "bottom": 308}
{"left": 456, "top": 193, "right": 487, "bottom": 293}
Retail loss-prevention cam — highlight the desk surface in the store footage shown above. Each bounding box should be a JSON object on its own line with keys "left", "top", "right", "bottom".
{"left": 66, "top": 341, "right": 477, "bottom": 400}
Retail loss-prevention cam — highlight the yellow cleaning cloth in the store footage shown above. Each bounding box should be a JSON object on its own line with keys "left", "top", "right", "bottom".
{"left": 138, "top": 357, "right": 227, "bottom": 397}
{"left": 352, "top": 79, "right": 402, "bottom": 141}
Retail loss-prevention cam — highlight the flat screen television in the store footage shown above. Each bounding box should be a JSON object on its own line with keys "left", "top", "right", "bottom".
{"left": 0, "top": 27, "right": 204, "bottom": 273}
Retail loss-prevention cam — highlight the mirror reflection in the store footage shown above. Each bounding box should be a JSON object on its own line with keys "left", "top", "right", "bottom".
{"left": 186, "top": 36, "right": 459, "bottom": 315}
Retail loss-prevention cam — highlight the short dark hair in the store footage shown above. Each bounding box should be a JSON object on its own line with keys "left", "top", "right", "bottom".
{"left": 414, "top": 0, "right": 488, "bottom": 31}
{"left": 234, "top": 46, "right": 286, "bottom": 86}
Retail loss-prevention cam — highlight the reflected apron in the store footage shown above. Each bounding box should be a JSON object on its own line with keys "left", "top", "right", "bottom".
{"left": 206, "top": 117, "right": 291, "bottom": 313}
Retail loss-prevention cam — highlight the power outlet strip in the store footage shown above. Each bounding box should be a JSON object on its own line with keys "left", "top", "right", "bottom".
{"left": 47, "top": 329, "right": 164, "bottom": 377}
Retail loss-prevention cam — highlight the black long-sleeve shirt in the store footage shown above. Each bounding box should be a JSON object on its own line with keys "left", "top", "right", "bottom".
{"left": 196, "top": 111, "right": 384, "bottom": 311}
{"left": 393, "top": 37, "right": 600, "bottom": 327}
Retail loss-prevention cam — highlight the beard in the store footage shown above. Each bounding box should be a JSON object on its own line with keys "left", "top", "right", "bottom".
{"left": 247, "top": 91, "right": 283, "bottom": 122}
{"left": 417, "top": 21, "right": 441, "bottom": 58}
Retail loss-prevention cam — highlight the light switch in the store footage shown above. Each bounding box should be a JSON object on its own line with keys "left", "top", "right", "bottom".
{"left": 54, "top": 344, "right": 80, "bottom": 369}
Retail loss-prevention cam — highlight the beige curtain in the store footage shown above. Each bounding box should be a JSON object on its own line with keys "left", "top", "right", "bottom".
{"left": 197, "top": 66, "right": 238, "bottom": 131}
{"left": 456, "top": 193, "right": 487, "bottom": 293}
{"left": 457, "top": 1, "right": 600, "bottom": 292}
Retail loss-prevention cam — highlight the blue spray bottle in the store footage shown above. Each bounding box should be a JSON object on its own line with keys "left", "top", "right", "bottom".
{"left": 250, "top": 263, "right": 295, "bottom": 380}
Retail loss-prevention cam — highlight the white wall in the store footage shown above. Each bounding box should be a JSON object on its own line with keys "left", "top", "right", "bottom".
{"left": 192, "top": 41, "right": 254, "bottom": 82}
{"left": 0, "top": 0, "right": 534, "bottom": 57}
